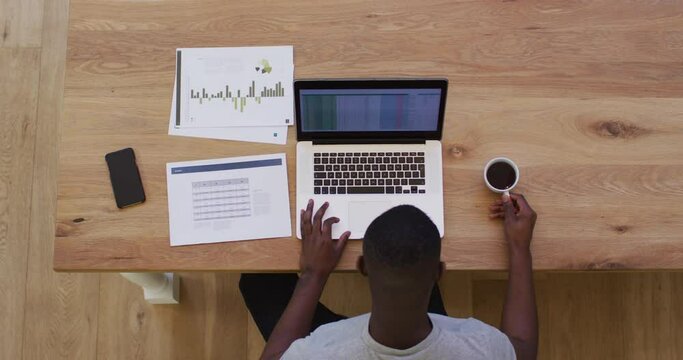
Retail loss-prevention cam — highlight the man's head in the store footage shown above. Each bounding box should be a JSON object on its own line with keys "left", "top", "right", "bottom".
{"left": 358, "top": 205, "right": 444, "bottom": 294}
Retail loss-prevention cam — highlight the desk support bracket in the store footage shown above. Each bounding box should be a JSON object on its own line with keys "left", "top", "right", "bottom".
{"left": 120, "top": 272, "right": 180, "bottom": 304}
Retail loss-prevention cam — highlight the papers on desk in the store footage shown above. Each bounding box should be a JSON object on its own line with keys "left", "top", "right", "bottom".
{"left": 168, "top": 46, "right": 293, "bottom": 145}
{"left": 166, "top": 153, "right": 291, "bottom": 246}
{"left": 168, "top": 83, "right": 287, "bottom": 144}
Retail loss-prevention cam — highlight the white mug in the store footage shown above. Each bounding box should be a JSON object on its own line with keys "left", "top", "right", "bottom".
{"left": 483, "top": 157, "right": 519, "bottom": 197}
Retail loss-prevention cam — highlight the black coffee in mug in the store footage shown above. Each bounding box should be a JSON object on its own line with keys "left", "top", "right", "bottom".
{"left": 486, "top": 161, "right": 517, "bottom": 190}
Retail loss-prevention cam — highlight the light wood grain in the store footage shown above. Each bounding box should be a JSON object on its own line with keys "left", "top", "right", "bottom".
{"left": 246, "top": 313, "right": 266, "bottom": 360}
{"left": 472, "top": 272, "right": 683, "bottom": 359}
{"left": 54, "top": 0, "right": 683, "bottom": 271}
{"left": 2, "top": 1, "right": 683, "bottom": 358}
{"left": 320, "top": 273, "right": 372, "bottom": 317}
{"left": 97, "top": 272, "right": 247, "bottom": 359}
{"left": 22, "top": 0, "right": 101, "bottom": 358}
{"left": 0, "top": 47, "right": 41, "bottom": 360}
{"left": 63, "top": 0, "right": 683, "bottom": 98}
{"left": 0, "top": 0, "right": 44, "bottom": 47}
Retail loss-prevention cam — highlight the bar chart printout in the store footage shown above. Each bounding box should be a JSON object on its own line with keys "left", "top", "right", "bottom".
{"left": 168, "top": 77, "right": 289, "bottom": 145}
{"left": 177, "top": 46, "right": 294, "bottom": 128}
{"left": 190, "top": 80, "right": 286, "bottom": 112}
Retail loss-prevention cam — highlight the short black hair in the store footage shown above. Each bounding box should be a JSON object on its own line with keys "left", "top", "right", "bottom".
{"left": 363, "top": 205, "right": 440, "bottom": 269}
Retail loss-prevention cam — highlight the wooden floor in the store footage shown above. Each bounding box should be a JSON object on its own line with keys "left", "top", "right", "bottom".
{"left": 1, "top": 0, "right": 682, "bottom": 358}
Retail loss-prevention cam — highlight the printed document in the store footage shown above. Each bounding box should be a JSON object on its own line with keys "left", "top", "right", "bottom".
{"left": 175, "top": 46, "right": 294, "bottom": 128}
{"left": 168, "top": 80, "right": 288, "bottom": 145}
{"left": 166, "top": 153, "right": 291, "bottom": 246}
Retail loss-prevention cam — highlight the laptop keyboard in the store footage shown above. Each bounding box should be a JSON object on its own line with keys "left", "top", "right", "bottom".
{"left": 313, "top": 152, "right": 426, "bottom": 195}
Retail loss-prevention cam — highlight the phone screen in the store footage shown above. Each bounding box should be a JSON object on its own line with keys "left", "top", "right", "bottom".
{"left": 105, "top": 148, "right": 146, "bottom": 208}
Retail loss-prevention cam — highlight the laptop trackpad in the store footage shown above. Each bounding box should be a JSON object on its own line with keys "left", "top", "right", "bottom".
{"left": 348, "top": 201, "right": 390, "bottom": 237}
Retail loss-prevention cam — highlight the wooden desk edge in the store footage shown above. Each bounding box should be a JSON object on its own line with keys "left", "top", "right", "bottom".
{"left": 52, "top": 257, "right": 683, "bottom": 273}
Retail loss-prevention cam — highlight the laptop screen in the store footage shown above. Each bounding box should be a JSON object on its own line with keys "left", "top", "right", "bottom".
{"left": 299, "top": 88, "right": 442, "bottom": 132}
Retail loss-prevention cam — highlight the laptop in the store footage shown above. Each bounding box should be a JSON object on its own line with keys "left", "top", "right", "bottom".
{"left": 295, "top": 79, "right": 447, "bottom": 239}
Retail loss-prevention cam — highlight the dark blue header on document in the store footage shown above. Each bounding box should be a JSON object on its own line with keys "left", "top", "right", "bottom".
{"left": 171, "top": 158, "right": 282, "bottom": 175}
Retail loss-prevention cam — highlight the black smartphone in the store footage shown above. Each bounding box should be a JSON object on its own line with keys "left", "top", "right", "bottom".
{"left": 105, "top": 148, "right": 146, "bottom": 208}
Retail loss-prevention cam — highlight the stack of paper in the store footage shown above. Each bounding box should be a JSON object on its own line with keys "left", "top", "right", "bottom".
{"left": 168, "top": 46, "right": 294, "bottom": 145}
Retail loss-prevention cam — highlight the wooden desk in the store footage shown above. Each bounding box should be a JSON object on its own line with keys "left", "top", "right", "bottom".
{"left": 55, "top": 0, "right": 683, "bottom": 272}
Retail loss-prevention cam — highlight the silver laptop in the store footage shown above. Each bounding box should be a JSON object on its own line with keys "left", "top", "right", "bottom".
{"left": 295, "top": 79, "right": 447, "bottom": 239}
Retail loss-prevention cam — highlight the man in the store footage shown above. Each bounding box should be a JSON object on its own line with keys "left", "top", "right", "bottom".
{"left": 240, "top": 193, "right": 538, "bottom": 359}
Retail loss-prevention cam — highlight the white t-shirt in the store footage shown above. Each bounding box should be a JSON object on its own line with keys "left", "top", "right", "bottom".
{"left": 281, "top": 313, "right": 516, "bottom": 359}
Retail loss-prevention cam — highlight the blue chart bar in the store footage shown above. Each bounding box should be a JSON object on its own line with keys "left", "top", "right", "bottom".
{"left": 171, "top": 158, "right": 282, "bottom": 175}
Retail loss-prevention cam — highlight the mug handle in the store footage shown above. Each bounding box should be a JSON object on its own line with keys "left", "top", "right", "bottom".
{"left": 503, "top": 190, "right": 510, "bottom": 198}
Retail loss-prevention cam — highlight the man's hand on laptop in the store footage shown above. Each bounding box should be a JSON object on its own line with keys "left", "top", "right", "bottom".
{"left": 300, "top": 199, "right": 351, "bottom": 279}
{"left": 260, "top": 200, "right": 351, "bottom": 359}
